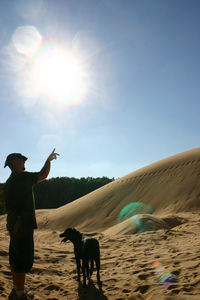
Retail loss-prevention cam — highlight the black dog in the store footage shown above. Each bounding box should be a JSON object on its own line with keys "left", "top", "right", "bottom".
{"left": 60, "top": 227, "right": 101, "bottom": 287}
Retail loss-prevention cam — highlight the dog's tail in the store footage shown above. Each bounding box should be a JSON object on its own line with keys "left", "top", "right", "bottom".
{"left": 90, "top": 258, "right": 94, "bottom": 276}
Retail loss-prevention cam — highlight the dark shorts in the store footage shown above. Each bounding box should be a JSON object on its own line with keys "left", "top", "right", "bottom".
{"left": 9, "top": 232, "right": 34, "bottom": 273}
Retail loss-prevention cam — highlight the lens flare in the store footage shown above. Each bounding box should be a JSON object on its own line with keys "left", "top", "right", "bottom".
{"left": 153, "top": 260, "right": 176, "bottom": 285}
{"left": 118, "top": 202, "right": 153, "bottom": 223}
{"left": 12, "top": 26, "right": 42, "bottom": 56}
{"left": 9, "top": 27, "right": 89, "bottom": 108}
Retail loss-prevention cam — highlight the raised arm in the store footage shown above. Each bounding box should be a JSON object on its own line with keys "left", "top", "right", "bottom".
{"left": 37, "top": 148, "right": 59, "bottom": 182}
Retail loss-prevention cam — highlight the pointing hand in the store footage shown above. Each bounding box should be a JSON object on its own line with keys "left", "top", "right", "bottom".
{"left": 47, "top": 148, "right": 60, "bottom": 162}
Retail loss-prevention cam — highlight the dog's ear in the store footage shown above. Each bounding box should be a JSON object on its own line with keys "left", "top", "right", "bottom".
{"left": 66, "top": 227, "right": 75, "bottom": 234}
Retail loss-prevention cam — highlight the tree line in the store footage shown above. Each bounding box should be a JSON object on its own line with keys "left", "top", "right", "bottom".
{"left": 0, "top": 176, "right": 114, "bottom": 214}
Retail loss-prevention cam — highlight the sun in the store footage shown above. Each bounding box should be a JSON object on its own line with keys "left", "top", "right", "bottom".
{"left": 28, "top": 45, "right": 88, "bottom": 104}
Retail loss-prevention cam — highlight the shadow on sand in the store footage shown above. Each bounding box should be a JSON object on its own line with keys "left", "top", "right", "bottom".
{"left": 78, "top": 279, "right": 108, "bottom": 300}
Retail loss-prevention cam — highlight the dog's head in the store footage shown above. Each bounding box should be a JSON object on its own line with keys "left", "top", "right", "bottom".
{"left": 59, "top": 227, "right": 80, "bottom": 243}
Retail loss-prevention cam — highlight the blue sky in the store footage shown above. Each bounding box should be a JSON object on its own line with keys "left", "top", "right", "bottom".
{"left": 0, "top": 0, "right": 200, "bottom": 182}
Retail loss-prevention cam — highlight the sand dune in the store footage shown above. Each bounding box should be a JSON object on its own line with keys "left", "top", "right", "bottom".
{"left": 37, "top": 147, "right": 200, "bottom": 233}
{"left": 1, "top": 147, "right": 200, "bottom": 299}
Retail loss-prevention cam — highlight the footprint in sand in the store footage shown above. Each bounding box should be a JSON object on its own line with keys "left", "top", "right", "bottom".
{"left": 134, "top": 285, "right": 150, "bottom": 294}
{"left": 122, "top": 288, "right": 131, "bottom": 293}
{"left": 106, "top": 278, "right": 117, "bottom": 283}
{"left": 138, "top": 273, "right": 151, "bottom": 280}
{"left": 0, "top": 250, "right": 8, "bottom": 256}
{"left": 172, "top": 269, "right": 181, "bottom": 276}
{"left": 2, "top": 270, "right": 10, "bottom": 277}
{"left": 169, "top": 288, "right": 180, "bottom": 295}
{"left": 132, "top": 270, "right": 140, "bottom": 275}
{"left": 44, "top": 284, "right": 61, "bottom": 291}
{"left": 167, "top": 284, "right": 179, "bottom": 290}
{"left": 183, "top": 286, "right": 193, "bottom": 292}
{"left": 173, "top": 261, "right": 180, "bottom": 266}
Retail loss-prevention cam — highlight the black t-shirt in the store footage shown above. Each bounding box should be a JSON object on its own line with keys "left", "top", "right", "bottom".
{"left": 4, "top": 171, "right": 39, "bottom": 234}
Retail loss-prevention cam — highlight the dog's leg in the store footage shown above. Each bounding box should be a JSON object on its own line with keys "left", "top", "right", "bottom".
{"left": 90, "top": 258, "right": 94, "bottom": 276}
{"left": 95, "top": 256, "right": 101, "bottom": 285}
{"left": 86, "top": 259, "right": 90, "bottom": 279}
{"left": 75, "top": 257, "right": 81, "bottom": 282}
{"left": 82, "top": 259, "right": 88, "bottom": 287}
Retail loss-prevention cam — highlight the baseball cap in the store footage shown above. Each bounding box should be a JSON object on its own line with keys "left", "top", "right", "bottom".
{"left": 4, "top": 153, "right": 28, "bottom": 168}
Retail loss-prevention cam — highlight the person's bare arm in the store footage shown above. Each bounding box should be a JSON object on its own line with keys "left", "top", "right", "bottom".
{"left": 37, "top": 148, "right": 59, "bottom": 182}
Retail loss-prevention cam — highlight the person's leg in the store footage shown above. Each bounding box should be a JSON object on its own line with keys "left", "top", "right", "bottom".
{"left": 9, "top": 238, "right": 20, "bottom": 291}
{"left": 11, "top": 265, "right": 26, "bottom": 290}
{"left": 10, "top": 264, "right": 26, "bottom": 298}
{"left": 9, "top": 232, "right": 34, "bottom": 298}
{"left": 9, "top": 243, "right": 25, "bottom": 298}
{"left": 10, "top": 264, "right": 16, "bottom": 287}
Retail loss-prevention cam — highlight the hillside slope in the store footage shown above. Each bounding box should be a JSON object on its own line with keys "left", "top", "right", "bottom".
{"left": 37, "top": 147, "right": 200, "bottom": 232}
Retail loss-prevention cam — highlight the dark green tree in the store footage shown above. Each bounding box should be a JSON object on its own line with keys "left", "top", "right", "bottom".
{"left": 0, "top": 176, "right": 114, "bottom": 212}
{"left": 34, "top": 176, "right": 114, "bottom": 209}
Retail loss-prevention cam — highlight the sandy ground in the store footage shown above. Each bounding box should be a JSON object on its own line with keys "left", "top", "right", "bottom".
{"left": 1, "top": 148, "right": 200, "bottom": 299}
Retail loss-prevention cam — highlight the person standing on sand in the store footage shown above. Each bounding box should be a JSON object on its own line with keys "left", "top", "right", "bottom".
{"left": 4, "top": 148, "right": 59, "bottom": 300}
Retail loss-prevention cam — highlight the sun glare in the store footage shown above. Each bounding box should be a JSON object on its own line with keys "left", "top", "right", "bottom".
{"left": 9, "top": 26, "right": 90, "bottom": 107}
{"left": 28, "top": 45, "right": 88, "bottom": 104}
